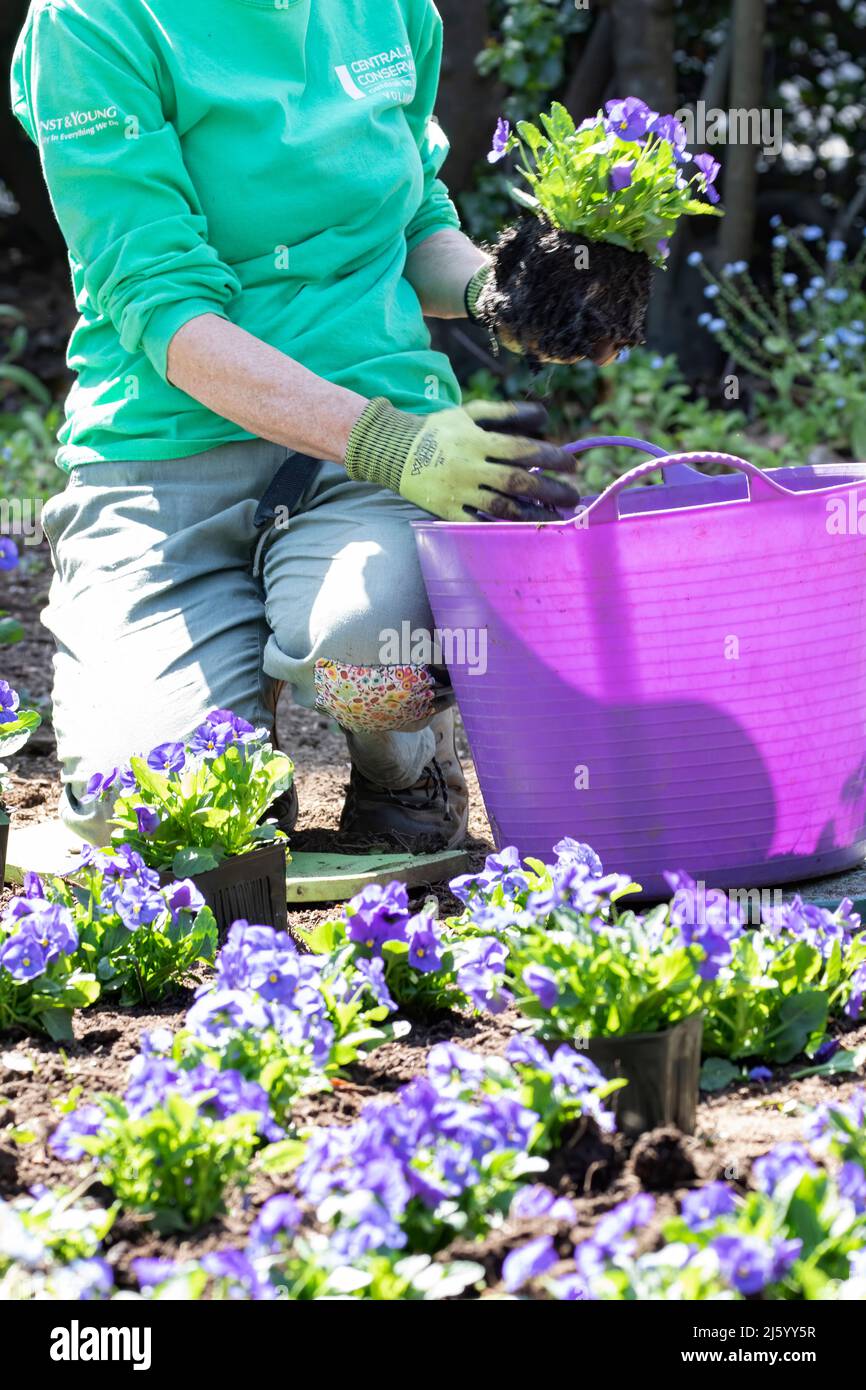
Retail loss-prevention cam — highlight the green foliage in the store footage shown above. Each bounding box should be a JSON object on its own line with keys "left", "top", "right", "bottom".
{"left": 695, "top": 227, "right": 866, "bottom": 462}
{"left": 584, "top": 349, "right": 775, "bottom": 491}
{"left": 475, "top": 0, "right": 589, "bottom": 116}
{"left": 500, "top": 103, "right": 721, "bottom": 263}
{"left": 108, "top": 738, "right": 294, "bottom": 872}
{"left": 464, "top": 0, "right": 589, "bottom": 240}
{"left": 0, "top": 955, "right": 100, "bottom": 1042}
{"left": 43, "top": 864, "right": 218, "bottom": 1006}
{"left": 449, "top": 855, "right": 866, "bottom": 1064}
{"left": 0, "top": 1188, "right": 116, "bottom": 1300}
{"left": 79, "top": 1091, "right": 260, "bottom": 1232}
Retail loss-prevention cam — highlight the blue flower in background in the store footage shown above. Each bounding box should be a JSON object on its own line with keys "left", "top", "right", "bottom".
{"left": 0, "top": 537, "right": 18, "bottom": 570}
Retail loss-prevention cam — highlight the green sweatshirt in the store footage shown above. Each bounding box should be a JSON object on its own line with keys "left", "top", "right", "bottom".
{"left": 10, "top": 0, "right": 462, "bottom": 470}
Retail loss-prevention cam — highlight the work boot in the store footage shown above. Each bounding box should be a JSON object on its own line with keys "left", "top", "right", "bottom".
{"left": 339, "top": 709, "right": 469, "bottom": 851}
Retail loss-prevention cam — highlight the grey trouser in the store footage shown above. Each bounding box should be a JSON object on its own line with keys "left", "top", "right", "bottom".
{"left": 40, "top": 440, "right": 451, "bottom": 841}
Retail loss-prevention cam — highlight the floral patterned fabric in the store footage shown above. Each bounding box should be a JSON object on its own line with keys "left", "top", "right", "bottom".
{"left": 314, "top": 660, "right": 436, "bottom": 732}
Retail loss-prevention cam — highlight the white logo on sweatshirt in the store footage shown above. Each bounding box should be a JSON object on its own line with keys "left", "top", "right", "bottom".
{"left": 39, "top": 105, "right": 120, "bottom": 143}
{"left": 335, "top": 45, "right": 415, "bottom": 104}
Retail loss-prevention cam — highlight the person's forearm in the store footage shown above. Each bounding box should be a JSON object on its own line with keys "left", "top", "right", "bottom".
{"left": 405, "top": 228, "right": 490, "bottom": 319}
{"left": 165, "top": 313, "right": 368, "bottom": 460}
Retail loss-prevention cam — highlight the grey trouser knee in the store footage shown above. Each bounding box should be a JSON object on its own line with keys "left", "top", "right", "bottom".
{"left": 40, "top": 442, "right": 452, "bottom": 840}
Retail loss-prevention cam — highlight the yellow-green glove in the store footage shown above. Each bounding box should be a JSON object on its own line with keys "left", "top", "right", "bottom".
{"left": 344, "top": 398, "right": 581, "bottom": 523}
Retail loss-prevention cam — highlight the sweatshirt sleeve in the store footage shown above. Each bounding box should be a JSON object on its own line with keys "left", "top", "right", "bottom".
{"left": 10, "top": 3, "right": 241, "bottom": 380}
{"left": 403, "top": 1, "right": 461, "bottom": 253}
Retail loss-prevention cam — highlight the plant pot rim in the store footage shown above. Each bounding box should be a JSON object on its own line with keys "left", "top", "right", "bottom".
{"left": 154, "top": 840, "right": 288, "bottom": 880}
{"left": 584, "top": 1011, "right": 704, "bottom": 1049}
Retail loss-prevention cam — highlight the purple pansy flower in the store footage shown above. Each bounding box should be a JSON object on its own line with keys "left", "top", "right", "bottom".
{"left": 751, "top": 1143, "right": 817, "bottom": 1195}
{"left": 134, "top": 805, "right": 161, "bottom": 836}
{"left": 711, "top": 1234, "right": 775, "bottom": 1295}
{"left": 146, "top": 741, "right": 186, "bottom": 775}
{"left": 649, "top": 112, "right": 689, "bottom": 161}
{"left": 0, "top": 932, "right": 47, "bottom": 981}
{"left": 0, "top": 680, "right": 20, "bottom": 723}
{"left": 609, "top": 161, "right": 634, "bottom": 192}
{"left": 350, "top": 956, "right": 396, "bottom": 1012}
{"left": 680, "top": 1182, "right": 737, "bottom": 1230}
{"left": 839, "top": 1161, "right": 866, "bottom": 1213}
{"left": 250, "top": 1194, "right": 302, "bottom": 1245}
{"left": 748, "top": 1066, "right": 773, "bottom": 1083}
{"left": 406, "top": 911, "right": 442, "bottom": 973}
{"left": 502, "top": 1235, "right": 558, "bottom": 1292}
{"left": 488, "top": 116, "right": 511, "bottom": 164}
{"left": 509, "top": 1185, "right": 577, "bottom": 1224}
{"left": 80, "top": 767, "right": 119, "bottom": 803}
{"left": 604, "top": 97, "right": 657, "bottom": 142}
{"left": 694, "top": 152, "right": 721, "bottom": 204}
{"left": 522, "top": 963, "right": 559, "bottom": 1009}
{"left": 163, "top": 878, "right": 206, "bottom": 919}
{"left": 50, "top": 1105, "right": 106, "bottom": 1161}
{"left": 132, "top": 1257, "right": 178, "bottom": 1290}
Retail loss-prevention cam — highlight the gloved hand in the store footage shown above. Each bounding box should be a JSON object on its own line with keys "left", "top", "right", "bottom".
{"left": 344, "top": 398, "right": 581, "bottom": 523}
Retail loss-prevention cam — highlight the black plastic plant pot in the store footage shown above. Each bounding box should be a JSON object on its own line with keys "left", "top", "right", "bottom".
{"left": 0, "top": 808, "right": 8, "bottom": 888}
{"left": 586, "top": 1013, "right": 703, "bottom": 1139}
{"left": 161, "top": 842, "right": 288, "bottom": 938}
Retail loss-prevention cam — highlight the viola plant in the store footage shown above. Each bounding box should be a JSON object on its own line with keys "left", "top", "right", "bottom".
{"left": 475, "top": 99, "right": 722, "bottom": 364}
{"left": 82, "top": 708, "right": 293, "bottom": 876}
{"left": 0, "top": 677, "right": 42, "bottom": 836}
{"left": 281, "top": 1039, "right": 618, "bottom": 1258}
{"left": 180, "top": 919, "right": 410, "bottom": 1128}
{"left": 0, "top": 883, "right": 99, "bottom": 1040}
{"left": 305, "top": 880, "right": 481, "bottom": 1017}
{"left": 700, "top": 890, "right": 866, "bottom": 1062}
{"left": 50, "top": 1038, "right": 271, "bottom": 1231}
{"left": 446, "top": 845, "right": 866, "bottom": 1064}
{"left": 508, "top": 1113, "right": 866, "bottom": 1301}
{"left": 0, "top": 1188, "right": 115, "bottom": 1302}
{"left": 131, "top": 1200, "right": 485, "bottom": 1302}
{"left": 34, "top": 847, "right": 217, "bottom": 1005}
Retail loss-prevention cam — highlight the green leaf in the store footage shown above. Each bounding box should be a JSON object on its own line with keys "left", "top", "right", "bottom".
{"left": 41, "top": 1009, "right": 74, "bottom": 1042}
{"left": 0, "top": 709, "right": 42, "bottom": 757}
{"left": 767, "top": 990, "right": 829, "bottom": 1063}
{"left": 790, "top": 1046, "right": 866, "bottom": 1080}
{"left": 510, "top": 186, "right": 541, "bottom": 214}
{"left": 127, "top": 755, "right": 172, "bottom": 802}
{"left": 0, "top": 616, "right": 24, "bottom": 646}
{"left": 699, "top": 1057, "right": 740, "bottom": 1092}
{"left": 257, "top": 1138, "right": 307, "bottom": 1174}
{"left": 172, "top": 846, "right": 221, "bottom": 877}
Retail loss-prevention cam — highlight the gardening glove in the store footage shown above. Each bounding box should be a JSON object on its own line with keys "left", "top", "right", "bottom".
{"left": 344, "top": 398, "right": 581, "bottom": 523}
{"left": 466, "top": 263, "right": 619, "bottom": 367}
